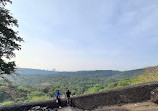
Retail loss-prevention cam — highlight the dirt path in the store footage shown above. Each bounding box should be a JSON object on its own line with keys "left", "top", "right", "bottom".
{"left": 92, "top": 101, "right": 158, "bottom": 111}
{"left": 57, "top": 102, "right": 158, "bottom": 111}
{"left": 57, "top": 107, "right": 85, "bottom": 111}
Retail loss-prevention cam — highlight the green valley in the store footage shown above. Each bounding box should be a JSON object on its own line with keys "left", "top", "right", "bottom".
{"left": 0, "top": 66, "right": 158, "bottom": 105}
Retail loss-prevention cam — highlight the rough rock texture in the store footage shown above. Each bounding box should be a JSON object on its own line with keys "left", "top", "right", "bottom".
{"left": 71, "top": 81, "right": 158, "bottom": 110}
{"left": 94, "top": 109, "right": 128, "bottom": 111}
{"left": 28, "top": 106, "right": 57, "bottom": 111}
{"left": 0, "top": 99, "right": 66, "bottom": 111}
{"left": 150, "top": 87, "right": 158, "bottom": 103}
{"left": 92, "top": 102, "right": 158, "bottom": 111}
{"left": 58, "top": 107, "right": 85, "bottom": 111}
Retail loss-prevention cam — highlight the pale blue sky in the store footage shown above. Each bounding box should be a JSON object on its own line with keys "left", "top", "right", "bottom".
{"left": 7, "top": 0, "right": 158, "bottom": 71}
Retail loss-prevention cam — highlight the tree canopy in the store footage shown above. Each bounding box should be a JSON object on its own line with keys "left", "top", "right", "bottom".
{"left": 0, "top": 0, "right": 23, "bottom": 75}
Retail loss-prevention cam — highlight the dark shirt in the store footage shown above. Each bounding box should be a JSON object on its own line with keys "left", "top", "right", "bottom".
{"left": 66, "top": 91, "right": 71, "bottom": 98}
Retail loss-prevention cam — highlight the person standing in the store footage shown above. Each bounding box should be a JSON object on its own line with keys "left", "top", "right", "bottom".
{"left": 56, "top": 90, "right": 61, "bottom": 108}
{"left": 66, "top": 90, "right": 71, "bottom": 105}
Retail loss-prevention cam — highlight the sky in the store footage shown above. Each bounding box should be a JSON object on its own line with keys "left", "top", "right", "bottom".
{"left": 6, "top": 0, "right": 158, "bottom": 71}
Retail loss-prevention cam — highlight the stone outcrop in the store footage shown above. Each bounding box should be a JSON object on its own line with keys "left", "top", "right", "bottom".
{"left": 150, "top": 87, "right": 158, "bottom": 103}
{"left": 28, "top": 106, "right": 57, "bottom": 111}
{"left": 71, "top": 81, "right": 158, "bottom": 110}
{"left": 0, "top": 99, "right": 66, "bottom": 111}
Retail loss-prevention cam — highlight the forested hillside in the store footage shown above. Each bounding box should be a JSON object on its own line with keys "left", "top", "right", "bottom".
{"left": 0, "top": 66, "right": 158, "bottom": 105}
{"left": 90, "top": 70, "right": 158, "bottom": 93}
{"left": 13, "top": 66, "right": 158, "bottom": 86}
{"left": 16, "top": 68, "right": 56, "bottom": 75}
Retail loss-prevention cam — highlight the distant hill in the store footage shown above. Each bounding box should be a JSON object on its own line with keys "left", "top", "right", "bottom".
{"left": 15, "top": 68, "right": 56, "bottom": 75}
{"left": 16, "top": 65, "right": 158, "bottom": 77}
{"left": 104, "top": 72, "right": 158, "bottom": 91}
{"left": 110, "top": 65, "right": 158, "bottom": 80}
{"left": 13, "top": 66, "right": 158, "bottom": 86}
{"left": 129, "top": 72, "right": 158, "bottom": 85}
{"left": 16, "top": 68, "right": 121, "bottom": 77}
{"left": 13, "top": 69, "right": 121, "bottom": 86}
{"left": 97, "top": 66, "right": 158, "bottom": 93}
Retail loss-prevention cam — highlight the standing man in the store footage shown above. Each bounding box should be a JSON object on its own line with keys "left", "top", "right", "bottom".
{"left": 66, "top": 90, "right": 71, "bottom": 105}
{"left": 56, "top": 90, "right": 61, "bottom": 108}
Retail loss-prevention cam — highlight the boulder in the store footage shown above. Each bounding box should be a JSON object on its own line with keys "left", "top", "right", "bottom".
{"left": 150, "top": 87, "right": 158, "bottom": 103}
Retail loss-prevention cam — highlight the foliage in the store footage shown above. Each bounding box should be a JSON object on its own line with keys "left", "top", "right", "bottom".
{"left": 30, "top": 96, "right": 50, "bottom": 102}
{"left": 0, "top": 101, "right": 14, "bottom": 105}
{"left": 84, "top": 84, "right": 104, "bottom": 94}
{"left": 0, "top": 0, "right": 23, "bottom": 75}
{"left": 0, "top": 92, "right": 10, "bottom": 102}
{"left": 1, "top": 67, "right": 158, "bottom": 105}
{"left": 101, "top": 73, "right": 158, "bottom": 91}
{"left": 117, "top": 78, "right": 131, "bottom": 87}
{"left": 27, "top": 91, "right": 50, "bottom": 102}
{"left": 130, "top": 73, "right": 158, "bottom": 85}
{"left": 0, "top": 0, "right": 23, "bottom": 102}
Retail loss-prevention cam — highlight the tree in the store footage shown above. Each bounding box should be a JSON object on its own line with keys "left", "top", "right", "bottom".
{"left": 0, "top": 0, "right": 23, "bottom": 76}
{"left": 0, "top": 0, "right": 23, "bottom": 99}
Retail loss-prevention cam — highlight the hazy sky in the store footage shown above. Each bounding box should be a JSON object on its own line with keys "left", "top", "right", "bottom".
{"left": 7, "top": 0, "right": 158, "bottom": 71}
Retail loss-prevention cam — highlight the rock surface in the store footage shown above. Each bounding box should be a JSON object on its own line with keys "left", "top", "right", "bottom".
{"left": 72, "top": 81, "right": 158, "bottom": 110}
{"left": 27, "top": 106, "right": 86, "bottom": 111}
{"left": 92, "top": 102, "right": 158, "bottom": 111}
{"left": 150, "top": 87, "right": 158, "bottom": 103}
{"left": 27, "top": 106, "right": 57, "bottom": 111}
{"left": 27, "top": 102, "right": 158, "bottom": 111}
{"left": 58, "top": 107, "right": 85, "bottom": 111}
